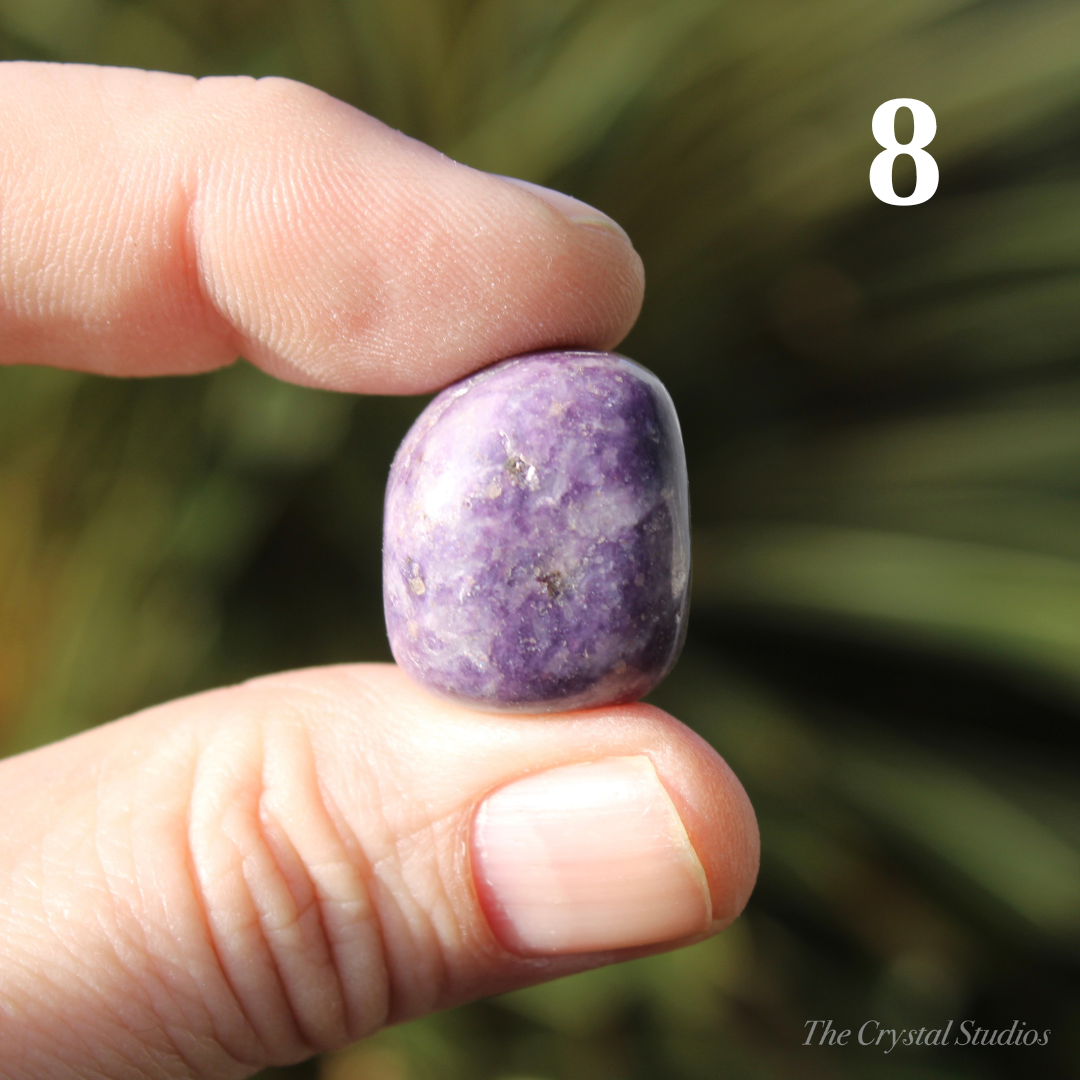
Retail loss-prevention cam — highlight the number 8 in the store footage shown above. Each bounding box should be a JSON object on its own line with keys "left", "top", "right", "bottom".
{"left": 869, "top": 98, "right": 939, "bottom": 205}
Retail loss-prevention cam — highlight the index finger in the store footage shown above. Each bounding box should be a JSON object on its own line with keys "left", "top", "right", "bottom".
{"left": 0, "top": 62, "right": 644, "bottom": 392}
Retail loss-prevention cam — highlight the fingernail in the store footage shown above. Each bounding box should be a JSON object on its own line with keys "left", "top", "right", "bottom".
{"left": 472, "top": 756, "right": 712, "bottom": 956}
{"left": 498, "top": 176, "right": 632, "bottom": 244}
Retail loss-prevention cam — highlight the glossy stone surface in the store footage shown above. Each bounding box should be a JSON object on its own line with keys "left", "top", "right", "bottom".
{"left": 383, "top": 350, "right": 690, "bottom": 712}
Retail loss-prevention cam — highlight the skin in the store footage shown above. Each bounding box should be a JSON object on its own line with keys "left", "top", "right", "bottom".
{"left": 0, "top": 63, "right": 760, "bottom": 1080}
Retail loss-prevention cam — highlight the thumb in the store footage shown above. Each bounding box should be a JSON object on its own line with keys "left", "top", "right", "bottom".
{"left": 0, "top": 664, "right": 758, "bottom": 1079}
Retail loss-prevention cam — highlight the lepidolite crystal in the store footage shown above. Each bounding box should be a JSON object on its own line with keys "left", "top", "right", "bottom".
{"left": 383, "top": 350, "right": 690, "bottom": 712}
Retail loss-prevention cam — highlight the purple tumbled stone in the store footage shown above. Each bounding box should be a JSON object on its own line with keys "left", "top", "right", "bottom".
{"left": 383, "top": 350, "right": 690, "bottom": 712}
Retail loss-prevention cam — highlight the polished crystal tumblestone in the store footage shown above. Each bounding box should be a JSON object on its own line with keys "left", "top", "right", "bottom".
{"left": 383, "top": 350, "right": 690, "bottom": 712}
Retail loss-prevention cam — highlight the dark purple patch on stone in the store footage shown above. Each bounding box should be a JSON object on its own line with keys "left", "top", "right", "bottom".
{"left": 383, "top": 350, "right": 690, "bottom": 712}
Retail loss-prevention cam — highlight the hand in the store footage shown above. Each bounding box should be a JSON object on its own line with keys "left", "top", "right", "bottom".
{"left": 0, "top": 63, "right": 759, "bottom": 1079}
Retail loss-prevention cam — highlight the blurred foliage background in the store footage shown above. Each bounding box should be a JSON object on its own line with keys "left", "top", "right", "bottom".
{"left": 2, "top": 0, "right": 1080, "bottom": 1077}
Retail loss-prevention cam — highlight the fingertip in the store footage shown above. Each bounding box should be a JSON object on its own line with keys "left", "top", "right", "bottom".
{"left": 189, "top": 73, "right": 646, "bottom": 393}
{"left": 288, "top": 667, "right": 757, "bottom": 952}
{"left": 0, "top": 65, "right": 645, "bottom": 391}
{"left": 597, "top": 700, "right": 761, "bottom": 932}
